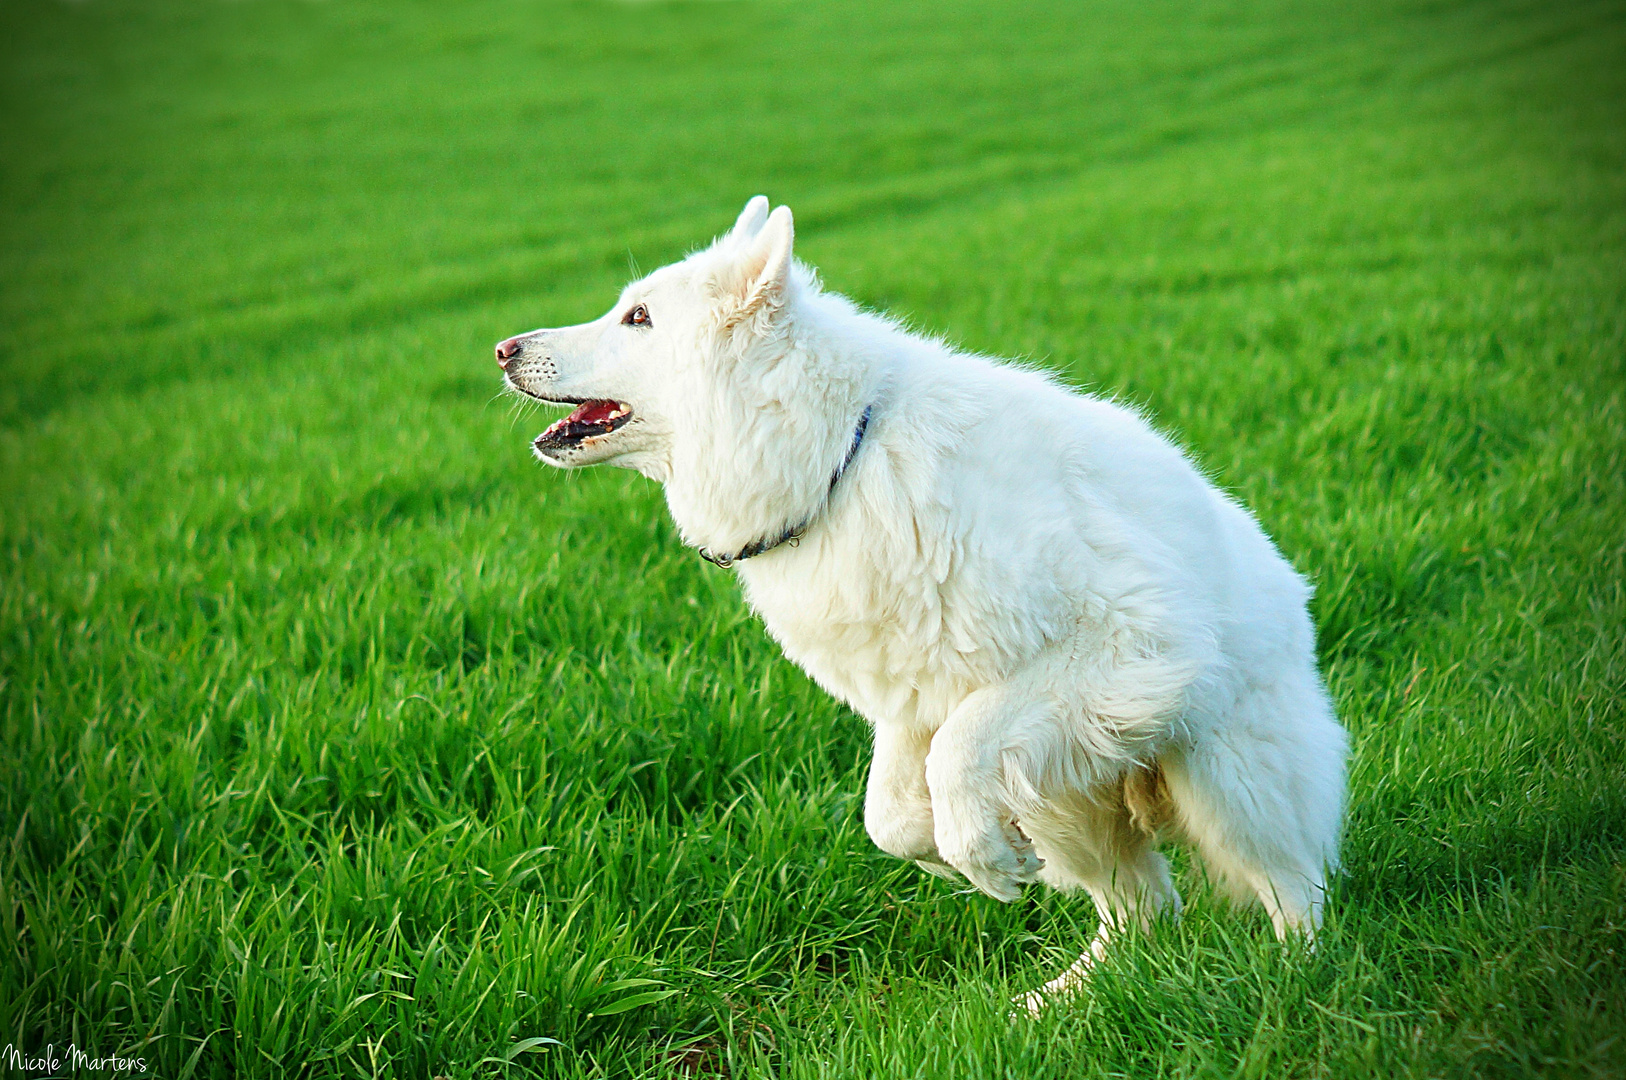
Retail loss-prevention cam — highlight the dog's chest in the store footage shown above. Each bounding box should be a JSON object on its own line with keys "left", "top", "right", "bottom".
{"left": 740, "top": 545, "right": 1057, "bottom": 729}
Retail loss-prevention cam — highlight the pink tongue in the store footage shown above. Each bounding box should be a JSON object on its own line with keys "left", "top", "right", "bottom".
{"left": 568, "top": 400, "right": 620, "bottom": 426}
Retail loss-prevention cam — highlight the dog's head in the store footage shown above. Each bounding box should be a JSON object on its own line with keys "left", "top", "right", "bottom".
{"left": 496, "top": 196, "right": 803, "bottom": 481}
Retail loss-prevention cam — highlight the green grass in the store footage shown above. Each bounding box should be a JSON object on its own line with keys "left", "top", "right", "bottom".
{"left": 2, "top": 0, "right": 1624, "bottom": 1075}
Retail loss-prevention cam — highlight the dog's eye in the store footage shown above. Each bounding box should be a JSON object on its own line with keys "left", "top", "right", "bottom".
{"left": 623, "top": 304, "right": 651, "bottom": 328}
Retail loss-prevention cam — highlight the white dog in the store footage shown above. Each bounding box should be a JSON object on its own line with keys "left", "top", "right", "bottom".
{"left": 496, "top": 197, "right": 1348, "bottom": 1008}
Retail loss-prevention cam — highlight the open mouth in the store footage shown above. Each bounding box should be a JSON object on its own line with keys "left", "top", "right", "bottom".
{"left": 532, "top": 398, "right": 633, "bottom": 451}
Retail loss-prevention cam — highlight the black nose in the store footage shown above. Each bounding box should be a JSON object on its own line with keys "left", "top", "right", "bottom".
{"left": 495, "top": 337, "right": 523, "bottom": 368}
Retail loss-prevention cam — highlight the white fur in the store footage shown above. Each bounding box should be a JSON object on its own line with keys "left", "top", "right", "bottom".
{"left": 499, "top": 197, "right": 1348, "bottom": 1008}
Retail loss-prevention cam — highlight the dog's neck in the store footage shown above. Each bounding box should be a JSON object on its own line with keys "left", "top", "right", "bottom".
{"left": 695, "top": 404, "right": 872, "bottom": 567}
{"left": 662, "top": 291, "right": 880, "bottom": 563}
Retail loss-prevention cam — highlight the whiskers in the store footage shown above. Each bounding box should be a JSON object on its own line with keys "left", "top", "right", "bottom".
{"left": 501, "top": 390, "right": 546, "bottom": 432}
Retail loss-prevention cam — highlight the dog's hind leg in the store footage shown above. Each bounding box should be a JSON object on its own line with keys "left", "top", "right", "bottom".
{"left": 925, "top": 639, "right": 1190, "bottom": 904}
{"left": 1014, "top": 783, "right": 1182, "bottom": 1015}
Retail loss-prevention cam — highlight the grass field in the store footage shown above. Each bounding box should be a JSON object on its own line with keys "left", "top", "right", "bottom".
{"left": 3, "top": 0, "right": 1625, "bottom": 1076}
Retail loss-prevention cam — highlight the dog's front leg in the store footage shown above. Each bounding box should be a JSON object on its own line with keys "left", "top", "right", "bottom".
{"left": 864, "top": 723, "right": 960, "bottom": 879}
{"left": 926, "top": 686, "right": 1046, "bottom": 901}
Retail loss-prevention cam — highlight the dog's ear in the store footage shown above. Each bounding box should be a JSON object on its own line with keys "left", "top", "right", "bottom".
{"left": 729, "top": 195, "right": 771, "bottom": 242}
{"left": 725, "top": 205, "right": 794, "bottom": 322}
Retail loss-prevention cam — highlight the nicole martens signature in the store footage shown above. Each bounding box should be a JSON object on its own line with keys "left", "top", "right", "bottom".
{"left": 2, "top": 1044, "right": 150, "bottom": 1075}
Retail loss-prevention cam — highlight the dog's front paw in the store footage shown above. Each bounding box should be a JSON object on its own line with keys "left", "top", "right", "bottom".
{"left": 939, "top": 817, "right": 1044, "bottom": 902}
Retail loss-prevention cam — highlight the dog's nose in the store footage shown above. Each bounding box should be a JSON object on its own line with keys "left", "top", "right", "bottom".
{"left": 495, "top": 337, "right": 523, "bottom": 368}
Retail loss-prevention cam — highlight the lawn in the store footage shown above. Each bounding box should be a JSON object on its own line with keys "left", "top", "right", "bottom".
{"left": 2, "top": 0, "right": 1623, "bottom": 1076}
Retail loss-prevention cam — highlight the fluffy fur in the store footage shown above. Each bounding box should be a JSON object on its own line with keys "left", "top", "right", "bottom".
{"left": 497, "top": 197, "right": 1348, "bottom": 1009}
